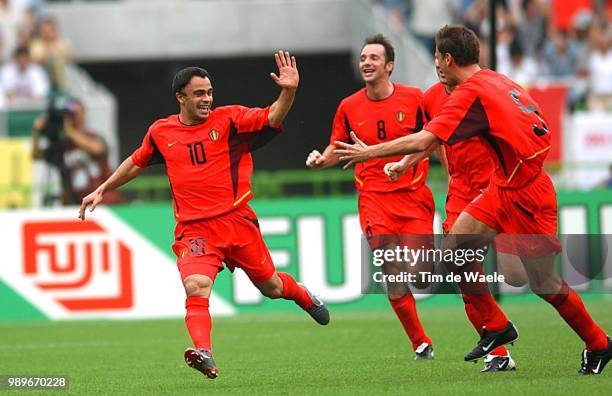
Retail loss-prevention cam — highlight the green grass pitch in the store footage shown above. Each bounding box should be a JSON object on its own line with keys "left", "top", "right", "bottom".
{"left": 1, "top": 299, "right": 611, "bottom": 395}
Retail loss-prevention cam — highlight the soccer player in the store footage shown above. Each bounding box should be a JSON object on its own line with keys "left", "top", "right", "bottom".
{"left": 306, "top": 34, "right": 435, "bottom": 360}
{"left": 385, "top": 68, "right": 526, "bottom": 372}
{"left": 334, "top": 25, "right": 611, "bottom": 374}
{"left": 78, "top": 51, "right": 330, "bottom": 380}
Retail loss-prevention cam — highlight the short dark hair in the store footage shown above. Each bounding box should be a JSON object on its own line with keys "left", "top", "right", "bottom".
{"left": 172, "top": 67, "right": 211, "bottom": 94}
{"left": 435, "top": 25, "right": 480, "bottom": 66}
{"left": 40, "top": 16, "right": 57, "bottom": 27}
{"left": 362, "top": 34, "right": 395, "bottom": 63}
{"left": 14, "top": 46, "right": 29, "bottom": 58}
{"left": 509, "top": 38, "right": 524, "bottom": 58}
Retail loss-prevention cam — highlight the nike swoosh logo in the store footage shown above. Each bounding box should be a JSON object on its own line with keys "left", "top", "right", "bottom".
{"left": 592, "top": 360, "right": 602, "bottom": 374}
{"left": 168, "top": 141, "right": 178, "bottom": 147}
{"left": 482, "top": 340, "right": 495, "bottom": 352}
{"left": 357, "top": 120, "right": 367, "bottom": 126}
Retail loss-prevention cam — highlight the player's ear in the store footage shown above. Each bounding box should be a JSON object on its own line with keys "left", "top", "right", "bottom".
{"left": 175, "top": 91, "right": 185, "bottom": 105}
{"left": 385, "top": 61, "right": 394, "bottom": 75}
{"left": 444, "top": 53, "right": 453, "bottom": 67}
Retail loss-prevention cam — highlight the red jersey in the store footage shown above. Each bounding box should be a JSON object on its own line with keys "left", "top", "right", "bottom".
{"left": 426, "top": 70, "right": 551, "bottom": 189}
{"left": 131, "top": 105, "right": 280, "bottom": 222}
{"left": 330, "top": 84, "right": 428, "bottom": 192}
{"left": 423, "top": 82, "right": 494, "bottom": 200}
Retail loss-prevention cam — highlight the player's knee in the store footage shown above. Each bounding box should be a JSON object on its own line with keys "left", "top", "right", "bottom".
{"left": 528, "top": 277, "right": 561, "bottom": 296}
{"left": 255, "top": 274, "right": 284, "bottom": 299}
{"left": 504, "top": 273, "right": 528, "bottom": 287}
{"left": 260, "top": 283, "right": 283, "bottom": 299}
{"left": 440, "top": 235, "right": 457, "bottom": 253}
{"left": 183, "top": 275, "right": 213, "bottom": 297}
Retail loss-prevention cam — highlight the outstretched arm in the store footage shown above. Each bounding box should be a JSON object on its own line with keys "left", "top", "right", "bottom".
{"left": 268, "top": 51, "right": 299, "bottom": 127}
{"left": 334, "top": 130, "right": 438, "bottom": 168}
{"left": 78, "top": 157, "right": 144, "bottom": 220}
{"left": 306, "top": 144, "right": 342, "bottom": 169}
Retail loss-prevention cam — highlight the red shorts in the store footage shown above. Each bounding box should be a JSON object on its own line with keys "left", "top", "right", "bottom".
{"left": 171, "top": 204, "right": 275, "bottom": 283}
{"left": 465, "top": 171, "right": 562, "bottom": 256}
{"left": 442, "top": 194, "right": 475, "bottom": 234}
{"left": 358, "top": 186, "right": 434, "bottom": 249}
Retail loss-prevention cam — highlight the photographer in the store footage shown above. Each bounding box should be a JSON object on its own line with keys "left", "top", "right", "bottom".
{"left": 32, "top": 96, "right": 123, "bottom": 205}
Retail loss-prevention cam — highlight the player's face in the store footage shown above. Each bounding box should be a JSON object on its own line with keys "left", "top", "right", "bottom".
{"left": 434, "top": 48, "right": 457, "bottom": 87}
{"left": 359, "top": 44, "right": 393, "bottom": 84}
{"left": 178, "top": 76, "right": 213, "bottom": 122}
{"left": 434, "top": 55, "right": 448, "bottom": 85}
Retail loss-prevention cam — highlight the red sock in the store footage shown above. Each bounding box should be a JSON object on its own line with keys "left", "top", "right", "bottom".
{"left": 460, "top": 292, "right": 508, "bottom": 332}
{"left": 185, "top": 296, "right": 212, "bottom": 351}
{"left": 462, "top": 294, "right": 484, "bottom": 330}
{"left": 456, "top": 263, "right": 509, "bottom": 332}
{"left": 462, "top": 294, "right": 508, "bottom": 356}
{"left": 389, "top": 293, "right": 432, "bottom": 350}
{"left": 277, "top": 272, "right": 313, "bottom": 310}
{"left": 542, "top": 282, "right": 608, "bottom": 352}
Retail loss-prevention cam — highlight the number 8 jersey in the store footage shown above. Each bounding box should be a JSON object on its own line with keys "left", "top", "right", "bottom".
{"left": 425, "top": 69, "right": 551, "bottom": 189}
{"left": 131, "top": 106, "right": 280, "bottom": 222}
{"left": 330, "top": 84, "right": 428, "bottom": 192}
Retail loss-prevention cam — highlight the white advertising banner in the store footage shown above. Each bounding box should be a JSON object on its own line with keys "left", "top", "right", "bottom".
{"left": 0, "top": 208, "right": 235, "bottom": 320}
{"left": 567, "top": 112, "right": 612, "bottom": 189}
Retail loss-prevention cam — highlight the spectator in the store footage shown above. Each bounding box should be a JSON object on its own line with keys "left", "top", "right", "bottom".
{"left": 465, "top": 0, "right": 513, "bottom": 68}
{"left": 32, "top": 97, "right": 123, "bottom": 205}
{"left": 570, "top": 9, "right": 594, "bottom": 75}
{"left": 0, "top": 45, "right": 49, "bottom": 104}
{"left": 377, "top": 0, "right": 412, "bottom": 26}
{"left": 16, "top": 7, "right": 37, "bottom": 48}
{"left": 499, "top": 37, "right": 538, "bottom": 87}
{"left": 542, "top": 29, "right": 578, "bottom": 78}
{"left": 516, "top": 0, "right": 548, "bottom": 58}
{"left": 587, "top": 26, "right": 612, "bottom": 111}
{"left": 411, "top": 0, "right": 457, "bottom": 55}
{"left": 462, "top": 0, "right": 487, "bottom": 30}
{"left": 540, "top": 28, "right": 588, "bottom": 109}
{"left": 29, "top": 16, "right": 74, "bottom": 90}
{"left": 0, "top": 0, "right": 22, "bottom": 62}
{"left": 496, "top": 25, "right": 517, "bottom": 75}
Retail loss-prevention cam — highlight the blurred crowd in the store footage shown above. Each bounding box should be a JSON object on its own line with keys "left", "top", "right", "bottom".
{"left": 376, "top": 0, "right": 612, "bottom": 112}
{"left": 0, "top": 0, "right": 120, "bottom": 206}
{"left": 0, "top": 0, "right": 73, "bottom": 107}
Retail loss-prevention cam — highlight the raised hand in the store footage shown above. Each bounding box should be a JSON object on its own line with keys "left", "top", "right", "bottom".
{"left": 270, "top": 50, "right": 299, "bottom": 90}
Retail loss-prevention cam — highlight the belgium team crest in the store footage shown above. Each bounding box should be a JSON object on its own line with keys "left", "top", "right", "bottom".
{"left": 396, "top": 111, "right": 405, "bottom": 123}
{"left": 209, "top": 130, "right": 219, "bottom": 141}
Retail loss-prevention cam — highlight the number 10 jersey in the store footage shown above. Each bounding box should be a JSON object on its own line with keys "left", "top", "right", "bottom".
{"left": 131, "top": 106, "right": 280, "bottom": 222}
